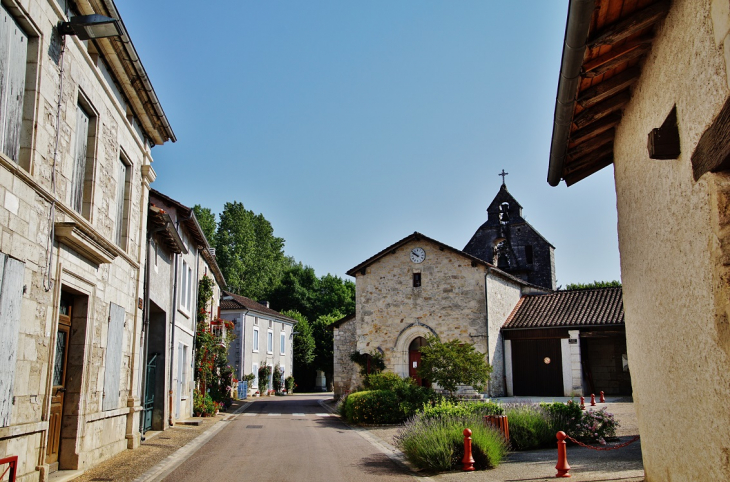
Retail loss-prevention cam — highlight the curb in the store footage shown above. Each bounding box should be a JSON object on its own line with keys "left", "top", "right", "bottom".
{"left": 133, "top": 401, "right": 253, "bottom": 482}
{"left": 317, "top": 399, "right": 434, "bottom": 481}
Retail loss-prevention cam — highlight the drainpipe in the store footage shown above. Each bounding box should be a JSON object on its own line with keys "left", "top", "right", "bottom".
{"left": 169, "top": 250, "right": 179, "bottom": 427}
{"left": 484, "top": 269, "right": 491, "bottom": 397}
{"left": 547, "top": 0, "right": 595, "bottom": 186}
{"left": 189, "top": 247, "right": 199, "bottom": 418}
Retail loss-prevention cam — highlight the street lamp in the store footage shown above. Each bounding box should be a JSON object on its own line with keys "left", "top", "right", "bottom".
{"left": 58, "top": 15, "right": 122, "bottom": 40}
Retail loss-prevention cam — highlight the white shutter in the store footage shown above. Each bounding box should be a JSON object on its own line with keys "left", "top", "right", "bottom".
{"left": 114, "top": 158, "right": 126, "bottom": 245}
{"left": 0, "top": 254, "right": 25, "bottom": 426}
{"left": 0, "top": 5, "right": 28, "bottom": 162}
{"left": 71, "top": 105, "right": 89, "bottom": 213}
{"left": 102, "top": 303, "right": 125, "bottom": 411}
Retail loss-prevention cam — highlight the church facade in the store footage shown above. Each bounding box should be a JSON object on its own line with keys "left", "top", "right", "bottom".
{"left": 333, "top": 231, "right": 547, "bottom": 399}
{"left": 334, "top": 184, "right": 630, "bottom": 399}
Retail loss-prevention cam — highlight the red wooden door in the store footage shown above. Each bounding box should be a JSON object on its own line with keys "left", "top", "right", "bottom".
{"left": 409, "top": 350, "right": 422, "bottom": 386}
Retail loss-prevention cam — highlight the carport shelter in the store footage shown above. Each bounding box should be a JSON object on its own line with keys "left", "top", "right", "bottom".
{"left": 502, "top": 287, "right": 630, "bottom": 397}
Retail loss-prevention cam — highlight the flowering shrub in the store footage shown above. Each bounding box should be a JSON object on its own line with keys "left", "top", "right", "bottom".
{"left": 571, "top": 407, "right": 618, "bottom": 444}
{"left": 193, "top": 389, "right": 217, "bottom": 417}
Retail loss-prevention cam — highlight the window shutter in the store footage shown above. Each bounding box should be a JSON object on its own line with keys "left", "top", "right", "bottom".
{"left": 102, "top": 303, "right": 125, "bottom": 411}
{"left": 114, "top": 158, "right": 126, "bottom": 245}
{"left": 0, "top": 5, "right": 28, "bottom": 162}
{"left": 71, "top": 105, "right": 89, "bottom": 213}
{"left": 0, "top": 254, "right": 25, "bottom": 426}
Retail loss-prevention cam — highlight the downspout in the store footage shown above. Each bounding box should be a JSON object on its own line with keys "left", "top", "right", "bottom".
{"left": 547, "top": 0, "right": 595, "bottom": 186}
{"left": 240, "top": 309, "right": 249, "bottom": 393}
{"left": 168, "top": 250, "right": 179, "bottom": 427}
{"left": 190, "top": 247, "right": 199, "bottom": 417}
{"left": 484, "top": 269, "right": 491, "bottom": 398}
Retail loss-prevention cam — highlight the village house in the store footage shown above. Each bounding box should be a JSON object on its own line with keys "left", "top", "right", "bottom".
{"left": 547, "top": 0, "right": 730, "bottom": 479}
{"left": 142, "top": 190, "right": 225, "bottom": 433}
{"left": 220, "top": 292, "right": 297, "bottom": 396}
{"left": 0, "top": 0, "right": 174, "bottom": 480}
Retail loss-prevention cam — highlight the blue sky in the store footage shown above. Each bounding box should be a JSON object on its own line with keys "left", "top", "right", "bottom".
{"left": 117, "top": 1, "right": 621, "bottom": 287}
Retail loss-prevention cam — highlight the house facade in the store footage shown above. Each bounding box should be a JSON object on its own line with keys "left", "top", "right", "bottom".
{"left": 142, "top": 190, "right": 225, "bottom": 433}
{"left": 0, "top": 0, "right": 173, "bottom": 480}
{"left": 334, "top": 232, "right": 547, "bottom": 399}
{"left": 220, "top": 292, "right": 297, "bottom": 395}
{"left": 547, "top": 0, "right": 730, "bottom": 479}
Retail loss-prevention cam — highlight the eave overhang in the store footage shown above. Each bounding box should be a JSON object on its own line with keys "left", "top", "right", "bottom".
{"left": 547, "top": 0, "right": 670, "bottom": 187}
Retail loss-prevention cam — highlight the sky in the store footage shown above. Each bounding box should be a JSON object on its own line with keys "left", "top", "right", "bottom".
{"left": 117, "top": 1, "right": 621, "bottom": 287}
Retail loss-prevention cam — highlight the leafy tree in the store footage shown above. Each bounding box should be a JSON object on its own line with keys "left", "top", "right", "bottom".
{"left": 314, "top": 274, "right": 355, "bottom": 321}
{"left": 192, "top": 205, "right": 217, "bottom": 244}
{"left": 214, "top": 201, "right": 287, "bottom": 300}
{"left": 312, "top": 312, "right": 341, "bottom": 391}
{"left": 282, "top": 310, "right": 315, "bottom": 368}
{"left": 269, "top": 263, "right": 318, "bottom": 319}
{"left": 564, "top": 280, "right": 621, "bottom": 291}
{"left": 417, "top": 336, "right": 492, "bottom": 399}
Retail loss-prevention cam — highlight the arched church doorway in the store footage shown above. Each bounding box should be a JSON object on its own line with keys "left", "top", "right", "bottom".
{"left": 408, "top": 337, "right": 428, "bottom": 386}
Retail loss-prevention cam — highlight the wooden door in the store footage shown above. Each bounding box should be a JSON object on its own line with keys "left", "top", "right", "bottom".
{"left": 47, "top": 300, "right": 71, "bottom": 466}
{"left": 409, "top": 350, "right": 422, "bottom": 386}
{"left": 511, "top": 338, "right": 564, "bottom": 396}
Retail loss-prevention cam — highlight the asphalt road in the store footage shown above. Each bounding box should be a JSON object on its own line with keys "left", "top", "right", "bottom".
{"left": 162, "top": 393, "right": 416, "bottom": 482}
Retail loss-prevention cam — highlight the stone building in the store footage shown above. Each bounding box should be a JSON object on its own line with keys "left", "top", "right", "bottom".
{"left": 463, "top": 183, "right": 556, "bottom": 290}
{"left": 333, "top": 232, "right": 547, "bottom": 399}
{"left": 220, "top": 292, "right": 297, "bottom": 395}
{"left": 546, "top": 0, "right": 730, "bottom": 479}
{"left": 142, "top": 190, "right": 225, "bottom": 433}
{"left": 0, "top": 0, "right": 174, "bottom": 480}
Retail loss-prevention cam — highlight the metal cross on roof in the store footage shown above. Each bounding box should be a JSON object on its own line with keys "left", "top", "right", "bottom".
{"left": 498, "top": 169, "right": 509, "bottom": 186}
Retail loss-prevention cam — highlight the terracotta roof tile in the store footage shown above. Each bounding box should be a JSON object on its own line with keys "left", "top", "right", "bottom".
{"left": 220, "top": 291, "right": 297, "bottom": 324}
{"left": 502, "top": 287, "right": 623, "bottom": 329}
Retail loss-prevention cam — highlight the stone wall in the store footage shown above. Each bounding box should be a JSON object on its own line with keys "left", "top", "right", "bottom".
{"left": 611, "top": 0, "right": 730, "bottom": 479}
{"left": 333, "top": 318, "right": 358, "bottom": 399}
{"left": 485, "top": 272, "right": 522, "bottom": 396}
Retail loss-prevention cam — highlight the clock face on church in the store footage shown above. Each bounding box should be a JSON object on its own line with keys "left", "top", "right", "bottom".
{"left": 410, "top": 247, "right": 426, "bottom": 263}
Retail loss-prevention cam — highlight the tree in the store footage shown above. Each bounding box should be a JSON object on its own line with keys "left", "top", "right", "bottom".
{"left": 314, "top": 274, "right": 355, "bottom": 321}
{"left": 282, "top": 310, "right": 315, "bottom": 368}
{"left": 269, "top": 263, "right": 318, "bottom": 319}
{"left": 564, "top": 280, "right": 621, "bottom": 291}
{"left": 192, "top": 204, "right": 217, "bottom": 244}
{"left": 214, "top": 201, "right": 287, "bottom": 300}
{"left": 312, "top": 312, "right": 341, "bottom": 391}
{"left": 417, "top": 336, "right": 492, "bottom": 398}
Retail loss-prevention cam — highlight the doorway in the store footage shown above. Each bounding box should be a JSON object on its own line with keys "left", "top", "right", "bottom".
{"left": 408, "top": 337, "right": 428, "bottom": 387}
{"left": 511, "top": 338, "right": 564, "bottom": 396}
{"left": 47, "top": 290, "right": 89, "bottom": 471}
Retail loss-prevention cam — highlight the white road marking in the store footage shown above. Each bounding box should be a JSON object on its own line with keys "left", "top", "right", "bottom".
{"left": 267, "top": 413, "right": 281, "bottom": 416}
{"left": 292, "top": 413, "right": 306, "bottom": 417}
{"left": 243, "top": 413, "right": 257, "bottom": 417}
{"left": 315, "top": 413, "right": 330, "bottom": 417}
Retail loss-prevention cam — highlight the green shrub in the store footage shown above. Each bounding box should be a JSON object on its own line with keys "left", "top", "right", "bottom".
{"left": 422, "top": 399, "right": 504, "bottom": 420}
{"left": 364, "top": 372, "right": 404, "bottom": 391}
{"left": 394, "top": 413, "right": 507, "bottom": 472}
{"left": 505, "top": 403, "right": 556, "bottom": 450}
{"left": 341, "top": 390, "right": 401, "bottom": 424}
{"left": 540, "top": 401, "right": 619, "bottom": 444}
{"left": 468, "top": 401, "right": 504, "bottom": 416}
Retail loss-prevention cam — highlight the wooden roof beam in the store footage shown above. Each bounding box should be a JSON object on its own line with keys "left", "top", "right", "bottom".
{"left": 578, "top": 66, "right": 641, "bottom": 108}
{"left": 583, "top": 37, "right": 653, "bottom": 78}
{"left": 565, "top": 154, "right": 614, "bottom": 186}
{"left": 692, "top": 96, "right": 730, "bottom": 180}
{"left": 567, "top": 129, "right": 615, "bottom": 159}
{"left": 573, "top": 90, "right": 631, "bottom": 129}
{"left": 565, "top": 143, "right": 614, "bottom": 175}
{"left": 569, "top": 112, "right": 622, "bottom": 147}
{"left": 588, "top": 0, "right": 670, "bottom": 49}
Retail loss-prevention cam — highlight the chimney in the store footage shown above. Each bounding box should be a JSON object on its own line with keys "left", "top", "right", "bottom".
{"left": 208, "top": 247, "right": 216, "bottom": 256}
{"left": 259, "top": 300, "right": 270, "bottom": 308}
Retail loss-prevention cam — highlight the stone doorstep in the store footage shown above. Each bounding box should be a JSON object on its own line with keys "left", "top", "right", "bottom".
{"left": 176, "top": 419, "right": 203, "bottom": 426}
{"left": 48, "top": 469, "right": 84, "bottom": 482}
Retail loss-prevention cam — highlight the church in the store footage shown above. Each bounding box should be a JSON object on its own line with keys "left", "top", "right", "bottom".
{"left": 333, "top": 181, "right": 630, "bottom": 398}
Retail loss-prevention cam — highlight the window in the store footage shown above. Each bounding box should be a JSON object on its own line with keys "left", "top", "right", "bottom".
{"left": 114, "top": 152, "right": 131, "bottom": 248}
{"left": 0, "top": 5, "right": 28, "bottom": 163}
{"left": 525, "top": 245, "right": 534, "bottom": 265}
{"left": 253, "top": 327, "right": 259, "bottom": 352}
{"left": 267, "top": 330, "right": 273, "bottom": 354}
{"left": 179, "top": 259, "right": 193, "bottom": 313}
{"left": 280, "top": 332, "right": 286, "bottom": 355}
{"left": 69, "top": 97, "right": 97, "bottom": 218}
{"left": 413, "top": 272, "right": 421, "bottom": 288}
{"left": 252, "top": 362, "right": 259, "bottom": 388}
{"left": 254, "top": 317, "right": 258, "bottom": 326}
